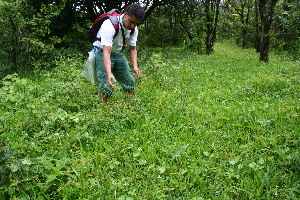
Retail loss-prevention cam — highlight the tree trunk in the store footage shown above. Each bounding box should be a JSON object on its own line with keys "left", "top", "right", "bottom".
{"left": 258, "top": 0, "right": 278, "bottom": 62}
{"left": 180, "top": 21, "right": 193, "bottom": 41}
{"left": 240, "top": 5, "right": 246, "bottom": 48}
{"left": 254, "top": 0, "right": 261, "bottom": 53}
{"left": 241, "top": 1, "right": 251, "bottom": 49}
{"left": 205, "top": 25, "right": 213, "bottom": 54}
{"left": 204, "top": 0, "right": 213, "bottom": 54}
{"left": 259, "top": 0, "right": 269, "bottom": 62}
{"left": 204, "top": 0, "right": 220, "bottom": 55}
{"left": 259, "top": 33, "right": 270, "bottom": 62}
{"left": 211, "top": 0, "right": 220, "bottom": 46}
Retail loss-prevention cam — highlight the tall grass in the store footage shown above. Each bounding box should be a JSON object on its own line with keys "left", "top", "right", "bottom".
{"left": 0, "top": 42, "right": 299, "bottom": 199}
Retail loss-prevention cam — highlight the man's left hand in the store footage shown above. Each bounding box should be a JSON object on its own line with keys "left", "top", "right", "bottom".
{"left": 134, "top": 67, "right": 141, "bottom": 79}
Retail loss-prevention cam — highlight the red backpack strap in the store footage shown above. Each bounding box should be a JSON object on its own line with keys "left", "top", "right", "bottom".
{"left": 108, "top": 15, "right": 120, "bottom": 38}
{"left": 88, "top": 9, "right": 121, "bottom": 43}
{"left": 113, "top": 23, "right": 120, "bottom": 39}
{"left": 107, "top": 9, "right": 120, "bottom": 39}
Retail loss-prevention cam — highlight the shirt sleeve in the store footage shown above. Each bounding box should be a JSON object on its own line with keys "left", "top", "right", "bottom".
{"left": 98, "top": 19, "right": 116, "bottom": 47}
{"left": 128, "top": 27, "right": 139, "bottom": 47}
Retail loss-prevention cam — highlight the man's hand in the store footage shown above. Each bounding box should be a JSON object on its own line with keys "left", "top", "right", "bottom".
{"left": 107, "top": 73, "right": 116, "bottom": 88}
{"left": 134, "top": 67, "right": 141, "bottom": 79}
{"left": 130, "top": 46, "right": 141, "bottom": 79}
{"left": 103, "top": 46, "right": 116, "bottom": 88}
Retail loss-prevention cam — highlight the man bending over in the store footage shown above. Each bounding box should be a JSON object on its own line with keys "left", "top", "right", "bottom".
{"left": 93, "top": 4, "right": 145, "bottom": 103}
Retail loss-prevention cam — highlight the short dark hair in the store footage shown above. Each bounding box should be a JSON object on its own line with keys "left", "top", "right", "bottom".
{"left": 124, "top": 4, "right": 145, "bottom": 20}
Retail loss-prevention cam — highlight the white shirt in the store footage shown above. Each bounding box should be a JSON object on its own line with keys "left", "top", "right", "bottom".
{"left": 93, "top": 14, "right": 138, "bottom": 53}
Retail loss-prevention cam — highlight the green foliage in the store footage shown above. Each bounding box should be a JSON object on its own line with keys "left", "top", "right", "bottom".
{"left": 218, "top": 0, "right": 256, "bottom": 47}
{"left": 0, "top": 0, "right": 18, "bottom": 76}
{"left": 0, "top": 0, "right": 70, "bottom": 78}
{"left": 1, "top": 43, "right": 299, "bottom": 199}
{"left": 0, "top": 54, "right": 91, "bottom": 198}
{"left": 139, "top": 3, "right": 205, "bottom": 52}
{"left": 272, "top": 0, "right": 300, "bottom": 60}
{"left": 184, "top": 36, "right": 205, "bottom": 54}
{"left": 219, "top": 0, "right": 299, "bottom": 60}
{"left": 139, "top": 7, "right": 185, "bottom": 47}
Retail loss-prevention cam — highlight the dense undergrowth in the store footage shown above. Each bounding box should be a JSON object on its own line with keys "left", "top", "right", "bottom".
{"left": 0, "top": 43, "right": 299, "bottom": 199}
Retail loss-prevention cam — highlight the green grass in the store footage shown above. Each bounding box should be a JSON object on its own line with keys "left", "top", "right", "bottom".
{"left": 0, "top": 42, "right": 299, "bottom": 199}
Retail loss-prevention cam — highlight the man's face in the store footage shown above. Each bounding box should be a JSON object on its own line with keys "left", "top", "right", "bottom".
{"left": 123, "top": 13, "right": 143, "bottom": 30}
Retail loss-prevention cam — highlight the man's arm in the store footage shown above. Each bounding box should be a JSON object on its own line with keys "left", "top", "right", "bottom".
{"left": 129, "top": 46, "right": 140, "bottom": 79}
{"left": 103, "top": 45, "right": 116, "bottom": 88}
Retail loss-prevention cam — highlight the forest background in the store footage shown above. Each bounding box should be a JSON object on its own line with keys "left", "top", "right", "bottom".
{"left": 0, "top": 0, "right": 299, "bottom": 78}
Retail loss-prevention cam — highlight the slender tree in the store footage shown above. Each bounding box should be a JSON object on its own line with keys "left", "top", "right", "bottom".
{"left": 258, "top": 0, "right": 278, "bottom": 62}
{"left": 203, "top": 0, "right": 221, "bottom": 54}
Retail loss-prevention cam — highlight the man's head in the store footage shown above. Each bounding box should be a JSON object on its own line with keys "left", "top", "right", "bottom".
{"left": 123, "top": 4, "right": 145, "bottom": 30}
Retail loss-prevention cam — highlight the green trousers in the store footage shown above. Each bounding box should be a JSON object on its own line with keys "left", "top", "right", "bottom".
{"left": 94, "top": 47, "right": 135, "bottom": 96}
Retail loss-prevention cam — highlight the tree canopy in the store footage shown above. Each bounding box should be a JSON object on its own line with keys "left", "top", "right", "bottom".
{"left": 0, "top": 0, "right": 299, "bottom": 77}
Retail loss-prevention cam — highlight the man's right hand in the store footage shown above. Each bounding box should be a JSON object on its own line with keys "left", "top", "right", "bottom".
{"left": 103, "top": 46, "right": 116, "bottom": 88}
{"left": 108, "top": 74, "right": 116, "bottom": 88}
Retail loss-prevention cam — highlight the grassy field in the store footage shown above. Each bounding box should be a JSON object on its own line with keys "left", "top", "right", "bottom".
{"left": 0, "top": 42, "right": 299, "bottom": 199}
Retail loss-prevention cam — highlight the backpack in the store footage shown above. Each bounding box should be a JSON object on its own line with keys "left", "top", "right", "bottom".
{"left": 88, "top": 9, "right": 134, "bottom": 45}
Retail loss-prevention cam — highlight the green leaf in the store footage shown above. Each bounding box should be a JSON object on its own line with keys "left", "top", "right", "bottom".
{"left": 10, "top": 163, "right": 20, "bottom": 172}
{"left": 258, "top": 158, "right": 265, "bottom": 165}
{"left": 229, "top": 158, "right": 239, "bottom": 166}
{"left": 203, "top": 152, "right": 210, "bottom": 157}
{"left": 22, "top": 159, "right": 32, "bottom": 165}
{"left": 249, "top": 162, "right": 256, "bottom": 169}
{"left": 133, "top": 152, "right": 140, "bottom": 158}
{"left": 46, "top": 174, "right": 57, "bottom": 184}
{"left": 138, "top": 159, "right": 147, "bottom": 165}
{"left": 158, "top": 166, "right": 166, "bottom": 174}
